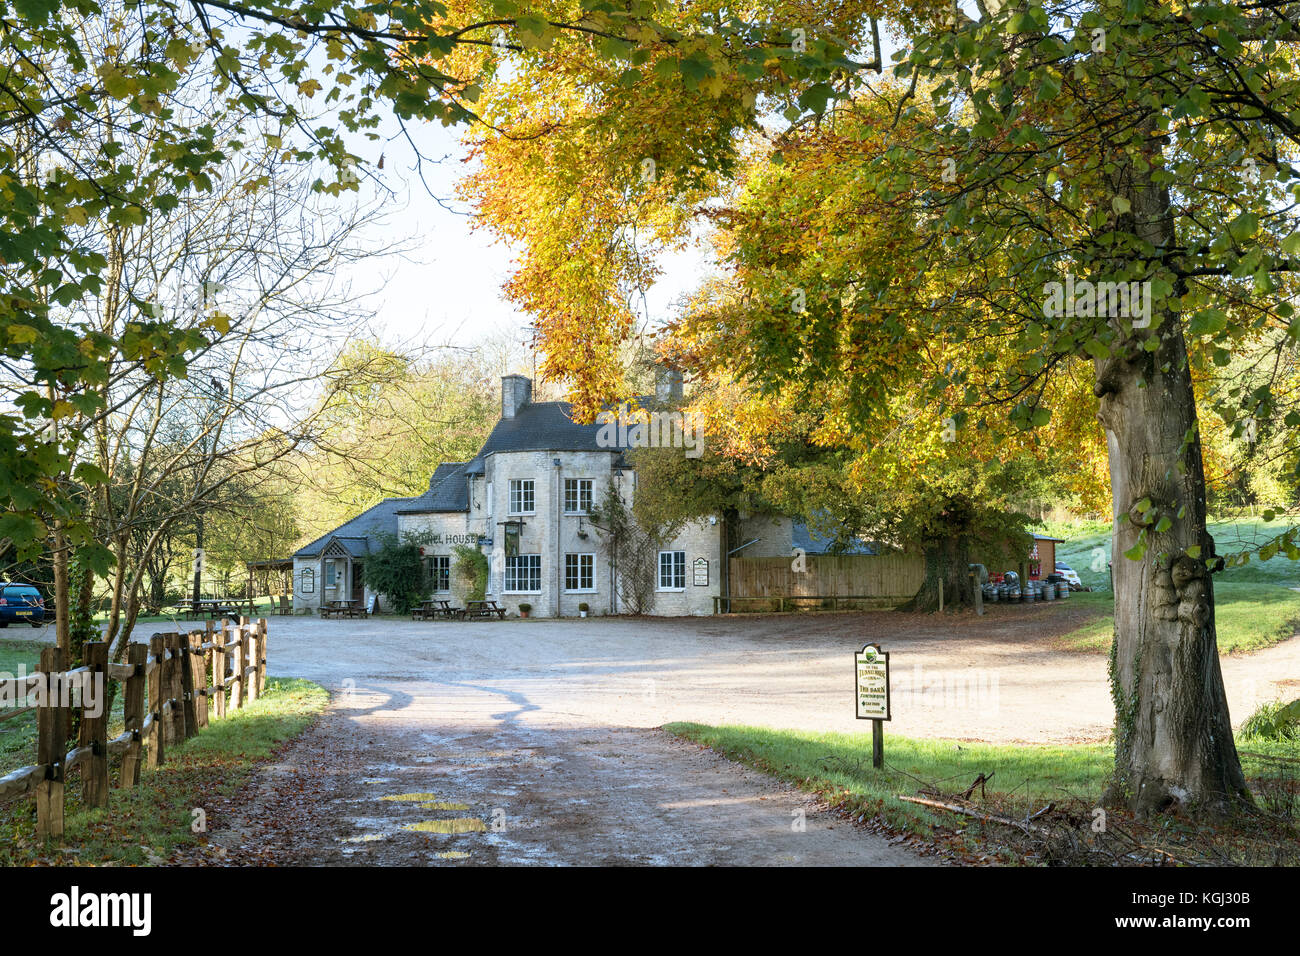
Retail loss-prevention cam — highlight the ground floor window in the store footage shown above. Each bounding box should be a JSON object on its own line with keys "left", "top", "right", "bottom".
{"left": 658, "top": 550, "right": 686, "bottom": 590}
{"left": 426, "top": 555, "right": 450, "bottom": 592}
{"left": 564, "top": 553, "right": 595, "bottom": 591}
{"left": 324, "top": 559, "right": 338, "bottom": 589}
{"left": 505, "top": 554, "right": 542, "bottom": 592}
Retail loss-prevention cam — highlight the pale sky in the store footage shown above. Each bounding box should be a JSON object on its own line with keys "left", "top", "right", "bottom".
{"left": 334, "top": 117, "right": 711, "bottom": 357}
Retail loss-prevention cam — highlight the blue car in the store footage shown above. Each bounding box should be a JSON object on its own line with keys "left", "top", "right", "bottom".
{"left": 0, "top": 583, "right": 46, "bottom": 628}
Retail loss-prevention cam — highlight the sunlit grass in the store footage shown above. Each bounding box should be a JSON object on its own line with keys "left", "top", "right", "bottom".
{"left": 667, "top": 722, "right": 1300, "bottom": 862}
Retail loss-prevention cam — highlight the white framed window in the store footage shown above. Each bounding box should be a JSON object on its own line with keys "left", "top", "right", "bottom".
{"left": 564, "top": 553, "right": 595, "bottom": 591}
{"left": 508, "top": 479, "right": 535, "bottom": 514}
{"left": 563, "top": 478, "right": 593, "bottom": 515}
{"left": 658, "top": 551, "right": 686, "bottom": 590}
{"left": 426, "top": 555, "right": 450, "bottom": 592}
{"left": 324, "top": 559, "right": 338, "bottom": 589}
{"left": 504, "top": 554, "right": 542, "bottom": 592}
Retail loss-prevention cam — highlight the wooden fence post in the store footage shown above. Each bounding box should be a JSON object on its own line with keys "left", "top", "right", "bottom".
{"left": 203, "top": 620, "right": 215, "bottom": 723}
{"left": 119, "top": 643, "right": 147, "bottom": 788}
{"left": 166, "top": 633, "right": 187, "bottom": 742}
{"left": 256, "top": 618, "right": 268, "bottom": 696}
{"left": 146, "top": 634, "right": 165, "bottom": 769}
{"left": 179, "top": 631, "right": 199, "bottom": 738}
{"left": 213, "top": 621, "right": 227, "bottom": 720}
{"left": 228, "top": 623, "right": 243, "bottom": 711}
{"left": 239, "top": 617, "right": 252, "bottom": 708}
{"left": 190, "top": 633, "right": 209, "bottom": 730}
{"left": 35, "top": 646, "right": 68, "bottom": 839}
{"left": 79, "top": 641, "right": 110, "bottom": 808}
{"left": 245, "top": 618, "right": 259, "bottom": 705}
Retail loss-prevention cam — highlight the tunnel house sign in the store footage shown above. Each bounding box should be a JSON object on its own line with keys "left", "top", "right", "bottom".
{"left": 855, "top": 643, "right": 890, "bottom": 768}
{"left": 855, "top": 643, "right": 891, "bottom": 721}
{"left": 693, "top": 557, "right": 709, "bottom": 586}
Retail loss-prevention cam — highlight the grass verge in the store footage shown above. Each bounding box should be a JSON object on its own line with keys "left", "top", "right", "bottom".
{"left": 0, "top": 651, "right": 327, "bottom": 866}
{"left": 667, "top": 722, "right": 1300, "bottom": 865}
{"left": 1053, "top": 582, "right": 1300, "bottom": 654}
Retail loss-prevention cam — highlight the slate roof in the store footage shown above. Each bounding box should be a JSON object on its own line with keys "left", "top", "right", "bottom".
{"left": 792, "top": 520, "right": 878, "bottom": 555}
{"left": 292, "top": 496, "right": 422, "bottom": 558}
{"left": 463, "top": 401, "right": 632, "bottom": 475}
{"left": 396, "top": 462, "right": 470, "bottom": 515}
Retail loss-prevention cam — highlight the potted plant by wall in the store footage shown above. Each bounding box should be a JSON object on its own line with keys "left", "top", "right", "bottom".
{"left": 518, "top": 602, "right": 532, "bottom": 619}
{"left": 578, "top": 602, "right": 589, "bottom": 618}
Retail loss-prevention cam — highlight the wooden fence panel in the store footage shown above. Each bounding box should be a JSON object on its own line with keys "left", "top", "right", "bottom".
{"left": 728, "top": 553, "right": 927, "bottom": 603}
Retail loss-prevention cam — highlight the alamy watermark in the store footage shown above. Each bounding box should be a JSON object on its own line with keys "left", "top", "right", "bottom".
{"left": 1043, "top": 275, "right": 1151, "bottom": 328}
{"left": 892, "top": 664, "right": 1000, "bottom": 716}
{"left": 0, "top": 667, "right": 104, "bottom": 718}
{"left": 596, "top": 403, "right": 704, "bottom": 458}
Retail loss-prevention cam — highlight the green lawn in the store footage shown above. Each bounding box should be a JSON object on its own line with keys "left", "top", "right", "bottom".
{"left": 1055, "top": 581, "right": 1300, "bottom": 654}
{"left": 1041, "top": 515, "right": 1300, "bottom": 654}
{"left": 1, "top": 636, "right": 327, "bottom": 865}
{"left": 1047, "top": 514, "right": 1300, "bottom": 591}
{"left": 667, "top": 722, "right": 1300, "bottom": 863}
{"left": 0, "top": 638, "right": 46, "bottom": 770}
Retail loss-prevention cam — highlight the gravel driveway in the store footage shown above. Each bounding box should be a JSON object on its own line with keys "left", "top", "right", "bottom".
{"left": 243, "top": 602, "right": 1297, "bottom": 743}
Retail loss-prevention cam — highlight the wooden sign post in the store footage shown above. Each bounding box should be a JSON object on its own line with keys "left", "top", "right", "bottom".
{"left": 855, "top": 643, "right": 891, "bottom": 768}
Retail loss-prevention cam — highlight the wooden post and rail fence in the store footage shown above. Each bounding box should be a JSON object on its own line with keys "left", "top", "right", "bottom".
{"left": 0, "top": 617, "right": 269, "bottom": 840}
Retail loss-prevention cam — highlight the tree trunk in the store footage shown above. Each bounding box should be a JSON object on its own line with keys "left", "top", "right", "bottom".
{"left": 903, "top": 536, "right": 975, "bottom": 612}
{"left": 52, "top": 523, "right": 69, "bottom": 656}
{"left": 1098, "top": 146, "right": 1250, "bottom": 816}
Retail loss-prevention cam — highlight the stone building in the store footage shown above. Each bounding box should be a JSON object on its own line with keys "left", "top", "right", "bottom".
{"left": 292, "top": 373, "right": 795, "bottom": 617}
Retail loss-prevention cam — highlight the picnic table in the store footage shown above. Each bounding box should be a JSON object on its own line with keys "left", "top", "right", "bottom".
{"left": 178, "top": 598, "right": 249, "bottom": 620}
{"left": 320, "top": 599, "right": 364, "bottom": 619}
{"left": 413, "top": 599, "right": 463, "bottom": 621}
{"left": 464, "top": 600, "right": 506, "bottom": 621}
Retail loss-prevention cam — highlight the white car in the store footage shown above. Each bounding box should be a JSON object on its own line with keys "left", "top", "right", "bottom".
{"left": 1054, "top": 563, "right": 1082, "bottom": 588}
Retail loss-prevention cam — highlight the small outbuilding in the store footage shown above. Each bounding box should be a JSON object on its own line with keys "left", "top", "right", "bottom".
{"left": 1028, "top": 533, "right": 1064, "bottom": 581}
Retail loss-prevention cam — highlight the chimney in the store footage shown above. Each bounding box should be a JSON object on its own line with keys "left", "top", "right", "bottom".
{"left": 501, "top": 374, "right": 532, "bottom": 419}
{"left": 654, "top": 368, "right": 684, "bottom": 404}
